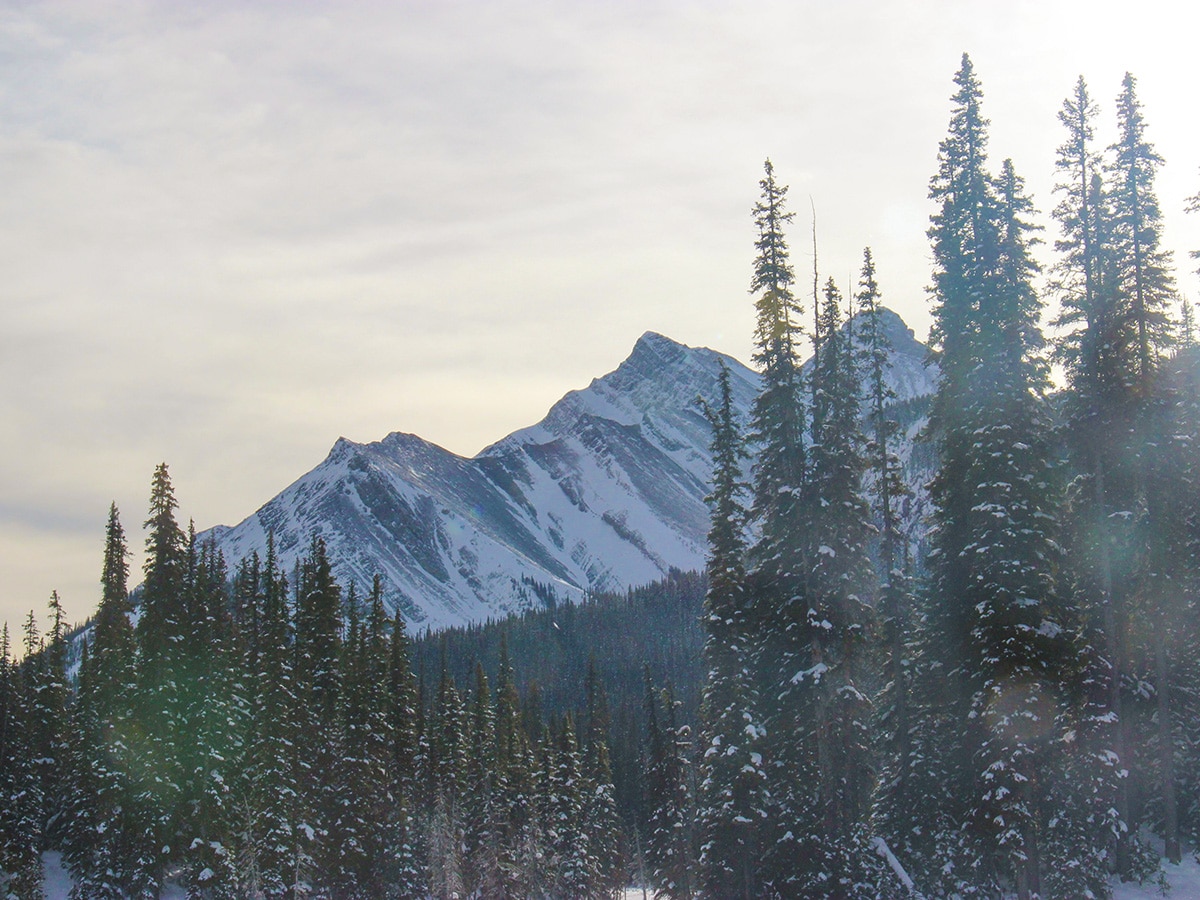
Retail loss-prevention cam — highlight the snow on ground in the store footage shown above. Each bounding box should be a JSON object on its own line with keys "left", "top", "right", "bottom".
{"left": 41, "top": 854, "right": 1199, "bottom": 899}
{"left": 42, "top": 852, "right": 71, "bottom": 900}
{"left": 625, "top": 856, "right": 1200, "bottom": 899}
{"left": 41, "top": 852, "right": 184, "bottom": 900}
{"left": 1112, "top": 853, "right": 1200, "bottom": 899}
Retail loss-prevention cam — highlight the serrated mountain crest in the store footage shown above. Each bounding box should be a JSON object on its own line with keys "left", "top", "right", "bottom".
{"left": 203, "top": 309, "right": 936, "bottom": 629}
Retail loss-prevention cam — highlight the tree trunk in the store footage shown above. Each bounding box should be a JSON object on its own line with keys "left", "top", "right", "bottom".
{"left": 1155, "top": 612, "right": 1180, "bottom": 863}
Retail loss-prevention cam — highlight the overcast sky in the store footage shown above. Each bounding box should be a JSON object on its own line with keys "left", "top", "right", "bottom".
{"left": 2, "top": 1, "right": 1197, "bottom": 637}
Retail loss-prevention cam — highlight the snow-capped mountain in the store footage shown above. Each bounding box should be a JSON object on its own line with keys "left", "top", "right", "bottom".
{"left": 204, "top": 308, "right": 936, "bottom": 629}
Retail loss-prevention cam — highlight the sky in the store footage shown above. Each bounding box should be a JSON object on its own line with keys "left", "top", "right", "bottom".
{"left": 2, "top": 0, "right": 1198, "bottom": 639}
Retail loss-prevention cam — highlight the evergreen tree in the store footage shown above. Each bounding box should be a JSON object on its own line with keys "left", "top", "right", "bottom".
{"left": 746, "top": 158, "right": 807, "bottom": 596}
{"left": 696, "top": 363, "right": 764, "bottom": 900}
{"left": 743, "top": 158, "right": 813, "bottom": 895}
{"left": 33, "top": 592, "right": 70, "bottom": 849}
{"left": 1108, "top": 72, "right": 1186, "bottom": 864}
{"left": 61, "top": 504, "right": 152, "bottom": 899}
{"left": 173, "top": 534, "right": 240, "bottom": 899}
{"left": 1050, "top": 74, "right": 1148, "bottom": 881}
{"left": 1052, "top": 70, "right": 1185, "bottom": 874}
{"left": 91, "top": 504, "right": 138, "bottom": 715}
{"left": 1109, "top": 73, "right": 1177, "bottom": 397}
{"left": 237, "top": 533, "right": 303, "bottom": 898}
{"left": 578, "top": 658, "right": 623, "bottom": 898}
{"left": 921, "top": 56, "right": 1081, "bottom": 897}
{"left": 329, "top": 575, "right": 401, "bottom": 898}
{"left": 492, "top": 634, "right": 534, "bottom": 899}
{"left": 131, "top": 463, "right": 189, "bottom": 892}
{"left": 776, "top": 279, "right": 885, "bottom": 898}
{"left": 1, "top": 622, "right": 46, "bottom": 899}
{"left": 462, "top": 661, "right": 499, "bottom": 896}
{"left": 1051, "top": 76, "right": 1105, "bottom": 351}
{"left": 292, "top": 533, "right": 343, "bottom": 894}
{"left": 138, "top": 464, "right": 188, "bottom": 681}
{"left": 1180, "top": 299, "right": 1197, "bottom": 348}
{"left": 644, "top": 675, "right": 696, "bottom": 900}
{"left": 387, "top": 609, "right": 425, "bottom": 897}
{"left": 549, "top": 714, "right": 593, "bottom": 898}
{"left": 427, "top": 666, "right": 466, "bottom": 900}
{"left": 856, "top": 251, "right": 918, "bottom": 858}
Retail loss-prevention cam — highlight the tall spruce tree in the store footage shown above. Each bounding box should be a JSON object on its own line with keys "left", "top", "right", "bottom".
{"left": 33, "top": 591, "right": 70, "bottom": 850}
{"left": 1108, "top": 72, "right": 1185, "bottom": 864}
{"left": 743, "top": 158, "right": 812, "bottom": 895}
{"left": 856, "top": 251, "right": 917, "bottom": 841}
{"left": 1109, "top": 73, "right": 1176, "bottom": 397}
{"left": 292, "top": 534, "right": 343, "bottom": 893}
{"left": 180, "top": 536, "right": 240, "bottom": 899}
{"left": 581, "top": 660, "right": 623, "bottom": 899}
{"left": 130, "top": 463, "right": 189, "bottom": 892}
{"left": 240, "top": 533, "right": 303, "bottom": 898}
{"left": 462, "top": 661, "right": 499, "bottom": 896}
{"left": 427, "top": 666, "right": 467, "bottom": 900}
{"left": 62, "top": 504, "right": 151, "bottom": 899}
{"left": 643, "top": 676, "right": 696, "bottom": 900}
{"left": 329, "top": 575, "right": 401, "bottom": 898}
{"left": 785, "top": 279, "right": 885, "bottom": 898}
{"left": 387, "top": 609, "right": 425, "bottom": 897}
{"left": 922, "top": 56, "right": 1081, "bottom": 897}
{"left": 696, "top": 363, "right": 764, "bottom": 900}
{"left": 1, "top": 622, "right": 46, "bottom": 899}
{"left": 1049, "top": 74, "right": 1150, "bottom": 881}
{"left": 746, "top": 159, "right": 807, "bottom": 594}
{"left": 138, "top": 464, "right": 188, "bottom": 682}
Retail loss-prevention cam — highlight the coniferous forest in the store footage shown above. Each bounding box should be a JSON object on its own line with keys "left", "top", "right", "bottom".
{"left": 5, "top": 55, "right": 1200, "bottom": 899}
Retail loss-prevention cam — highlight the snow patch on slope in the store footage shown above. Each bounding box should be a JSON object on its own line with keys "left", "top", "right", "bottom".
{"left": 202, "top": 310, "right": 935, "bottom": 630}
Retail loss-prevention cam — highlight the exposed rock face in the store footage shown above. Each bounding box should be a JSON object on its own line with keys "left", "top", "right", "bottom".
{"left": 205, "top": 309, "right": 936, "bottom": 629}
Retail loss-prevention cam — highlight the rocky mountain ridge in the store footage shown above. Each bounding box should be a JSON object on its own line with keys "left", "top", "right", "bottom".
{"left": 204, "top": 308, "right": 936, "bottom": 629}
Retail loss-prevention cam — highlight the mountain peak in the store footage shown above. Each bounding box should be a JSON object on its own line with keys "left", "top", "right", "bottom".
{"left": 623, "top": 330, "right": 691, "bottom": 373}
{"left": 204, "top": 312, "right": 934, "bottom": 629}
{"left": 633, "top": 329, "right": 682, "bottom": 351}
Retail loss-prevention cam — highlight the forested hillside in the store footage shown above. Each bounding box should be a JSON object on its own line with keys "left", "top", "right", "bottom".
{"left": 414, "top": 570, "right": 706, "bottom": 843}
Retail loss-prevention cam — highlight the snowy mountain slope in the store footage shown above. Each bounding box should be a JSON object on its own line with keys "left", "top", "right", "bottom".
{"left": 204, "top": 308, "right": 936, "bottom": 629}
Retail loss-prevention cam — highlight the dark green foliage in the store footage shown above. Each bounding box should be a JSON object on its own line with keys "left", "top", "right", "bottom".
{"left": 292, "top": 535, "right": 343, "bottom": 893}
{"left": 232, "top": 536, "right": 303, "bottom": 898}
{"left": 1051, "top": 69, "right": 1192, "bottom": 878}
{"left": 61, "top": 505, "right": 150, "bottom": 899}
{"left": 696, "top": 364, "right": 764, "bottom": 900}
{"left": 746, "top": 159, "right": 807, "bottom": 601}
{"left": 138, "top": 464, "right": 188, "bottom": 682}
{"left": 128, "top": 463, "right": 188, "bottom": 895}
{"left": 1, "top": 623, "right": 46, "bottom": 900}
{"left": 783, "top": 278, "right": 880, "bottom": 899}
{"left": 1109, "top": 72, "right": 1176, "bottom": 392}
{"left": 643, "top": 677, "right": 696, "bottom": 899}
{"left": 329, "top": 576, "right": 402, "bottom": 898}
{"left": 1189, "top": 176, "right": 1200, "bottom": 277}
{"left": 857, "top": 251, "right": 920, "bottom": 862}
{"left": 387, "top": 609, "right": 424, "bottom": 896}
{"left": 919, "top": 55, "right": 1091, "bottom": 897}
